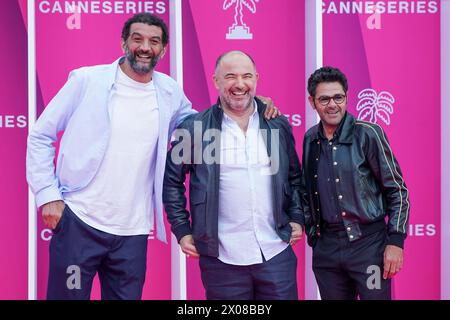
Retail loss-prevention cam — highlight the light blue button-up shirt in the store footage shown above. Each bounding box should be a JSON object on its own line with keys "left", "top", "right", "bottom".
{"left": 26, "top": 57, "right": 196, "bottom": 242}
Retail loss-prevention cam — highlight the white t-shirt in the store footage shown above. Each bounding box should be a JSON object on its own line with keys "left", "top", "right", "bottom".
{"left": 64, "top": 66, "right": 159, "bottom": 235}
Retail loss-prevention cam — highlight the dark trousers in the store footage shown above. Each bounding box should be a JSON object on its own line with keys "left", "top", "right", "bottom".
{"left": 47, "top": 205, "right": 148, "bottom": 300}
{"left": 312, "top": 227, "right": 391, "bottom": 300}
{"left": 199, "top": 246, "right": 298, "bottom": 300}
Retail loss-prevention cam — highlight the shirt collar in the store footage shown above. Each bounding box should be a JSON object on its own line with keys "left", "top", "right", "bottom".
{"left": 221, "top": 99, "right": 258, "bottom": 123}
{"left": 318, "top": 111, "right": 348, "bottom": 141}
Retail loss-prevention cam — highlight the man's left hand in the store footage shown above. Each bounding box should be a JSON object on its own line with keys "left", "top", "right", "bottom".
{"left": 257, "top": 96, "right": 282, "bottom": 119}
{"left": 289, "top": 222, "right": 303, "bottom": 246}
{"left": 383, "top": 245, "right": 404, "bottom": 279}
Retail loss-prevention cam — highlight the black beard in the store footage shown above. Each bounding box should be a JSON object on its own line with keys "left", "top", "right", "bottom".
{"left": 125, "top": 47, "right": 160, "bottom": 75}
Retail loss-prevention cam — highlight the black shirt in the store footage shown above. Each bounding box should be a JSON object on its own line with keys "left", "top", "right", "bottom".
{"left": 317, "top": 124, "right": 343, "bottom": 224}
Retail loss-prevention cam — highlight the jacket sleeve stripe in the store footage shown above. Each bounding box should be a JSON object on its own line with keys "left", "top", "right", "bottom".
{"left": 356, "top": 122, "right": 410, "bottom": 234}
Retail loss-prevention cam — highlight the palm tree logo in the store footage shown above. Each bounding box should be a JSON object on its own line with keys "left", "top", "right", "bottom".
{"left": 357, "top": 89, "right": 395, "bottom": 125}
{"left": 223, "top": 0, "right": 260, "bottom": 40}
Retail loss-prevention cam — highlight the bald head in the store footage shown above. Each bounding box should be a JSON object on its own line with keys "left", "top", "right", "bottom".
{"left": 212, "top": 50, "right": 259, "bottom": 115}
{"left": 215, "top": 51, "right": 256, "bottom": 75}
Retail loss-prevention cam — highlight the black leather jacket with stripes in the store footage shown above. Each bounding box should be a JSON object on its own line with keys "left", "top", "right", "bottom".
{"left": 301, "top": 112, "right": 410, "bottom": 248}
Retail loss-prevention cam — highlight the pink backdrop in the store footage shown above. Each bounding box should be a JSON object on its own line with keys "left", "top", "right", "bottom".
{"left": 322, "top": 0, "right": 440, "bottom": 299}
{"left": 182, "top": 0, "right": 306, "bottom": 300}
{"left": 0, "top": 0, "right": 442, "bottom": 300}
{"left": 0, "top": 0, "right": 29, "bottom": 300}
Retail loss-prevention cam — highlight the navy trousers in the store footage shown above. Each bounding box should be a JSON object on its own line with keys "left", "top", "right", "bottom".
{"left": 312, "top": 227, "right": 391, "bottom": 300}
{"left": 47, "top": 205, "right": 148, "bottom": 300}
{"left": 199, "top": 246, "right": 298, "bottom": 300}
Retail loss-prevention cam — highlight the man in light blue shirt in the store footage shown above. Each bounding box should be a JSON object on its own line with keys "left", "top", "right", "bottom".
{"left": 27, "top": 12, "right": 194, "bottom": 300}
{"left": 27, "top": 13, "right": 279, "bottom": 300}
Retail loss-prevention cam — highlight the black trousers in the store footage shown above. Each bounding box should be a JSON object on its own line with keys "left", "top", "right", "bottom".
{"left": 199, "top": 246, "right": 298, "bottom": 300}
{"left": 47, "top": 205, "right": 148, "bottom": 300}
{"left": 312, "top": 227, "right": 391, "bottom": 300}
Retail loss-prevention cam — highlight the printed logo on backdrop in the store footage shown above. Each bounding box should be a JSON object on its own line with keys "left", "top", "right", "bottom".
{"left": 322, "top": 0, "right": 439, "bottom": 30}
{"left": 223, "top": 0, "right": 259, "bottom": 40}
{"left": 323, "top": 1, "right": 439, "bottom": 30}
{"left": 357, "top": 89, "right": 394, "bottom": 125}
{"left": 322, "top": 1, "right": 439, "bottom": 15}
{"left": 0, "top": 115, "right": 27, "bottom": 128}
{"left": 38, "top": 1, "right": 167, "bottom": 15}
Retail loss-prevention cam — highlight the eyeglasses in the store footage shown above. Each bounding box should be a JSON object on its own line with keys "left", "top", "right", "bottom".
{"left": 316, "top": 94, "right": 346, "bottom": 106}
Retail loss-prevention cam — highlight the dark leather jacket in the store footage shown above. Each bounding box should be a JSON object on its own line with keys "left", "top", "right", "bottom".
{"left": 163, "top": 98, "right": 303, "bottom": 257}
{"left": 302, "top": 112, "right": 410, "bottom": 248}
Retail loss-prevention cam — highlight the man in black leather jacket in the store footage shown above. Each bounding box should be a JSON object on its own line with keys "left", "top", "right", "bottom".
{"left": 163, "top": 51, "right": 303, "bottom": 300}
{"left": 303, "top": 67, "right": 410, "bottom": 300}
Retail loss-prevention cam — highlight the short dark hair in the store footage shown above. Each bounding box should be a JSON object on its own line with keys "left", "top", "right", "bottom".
{"left": 121, "top": 13, "right": 169, "bottom": 46}
{"left": 307, "top": 66, "right": 348, "bottom": 97}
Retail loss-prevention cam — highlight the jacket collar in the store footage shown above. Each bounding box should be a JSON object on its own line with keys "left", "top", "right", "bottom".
{"left": 255, "top": 97, "right": 268, "bottom": 116}
{"left": 310, "top": 111, "right": 355, "bottom": 144}
{"left": 337, "top": 112, "right": 355, "bottom": 144}
{"left": 106, "top": 57, "right": 122, "bottom": 90}
{"left": 212, "top": 98, "right": 224, "bottom": 127}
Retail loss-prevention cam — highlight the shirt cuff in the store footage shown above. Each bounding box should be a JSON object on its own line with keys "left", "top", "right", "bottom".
{"left": 173, "top": 223, "right": 192, "bottom": 243}
{"left": 289, "top": 213, "right": 305, "bottom": 228}
{"left": 35, "top": 185, "right": 63, "bottom": 208}
{"left": 387, "top": 233, "right": 405, "bottom": 249}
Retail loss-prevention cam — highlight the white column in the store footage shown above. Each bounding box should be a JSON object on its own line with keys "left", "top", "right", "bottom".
{"left": 27, "top": 0, "right": 37, "bottom": 301}
{"left": 304, "top": 0, "right": 322, "bottom": 301}
{"left": 441, "top": 0, "right": 450, "bottom": 300}
{"left": 169, "top": 0, "right": 187, "bottom": 300}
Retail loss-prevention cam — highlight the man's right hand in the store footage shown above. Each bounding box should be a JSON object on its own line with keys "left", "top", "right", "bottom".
{"left": 42, "top": 200, "right": 65, "bottom": 229}
{"left": 179, "top": 235, "right": 200, "bottom": 258}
